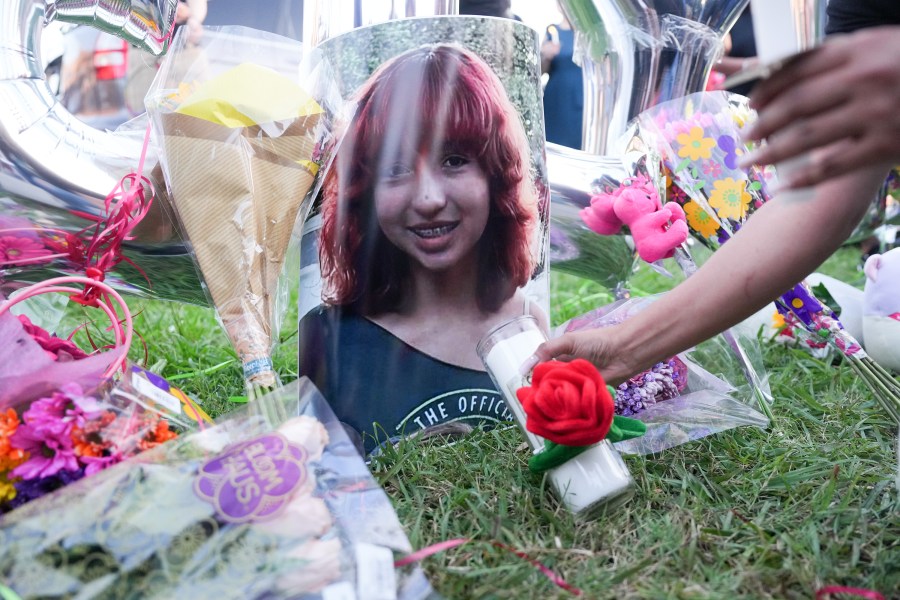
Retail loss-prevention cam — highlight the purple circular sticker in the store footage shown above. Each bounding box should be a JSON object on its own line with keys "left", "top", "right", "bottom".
{"left": 194, "top": 433, "right": 309, "bottom": 523}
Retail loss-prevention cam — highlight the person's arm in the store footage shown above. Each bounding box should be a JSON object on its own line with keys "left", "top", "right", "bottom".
{"left": 740, "top": 26, "right": 900, "bottom": 189}
{"left": 535, "top": 164, "right": 890, "bottom": 383}
{"left": 540, "top": 26, "right": 560, "bottom": 74}
{"left": 185, "top": 0, "right": 208, "bottom": 24}
{"left": 713, "top": 55, "right": 758, "bottom": 77}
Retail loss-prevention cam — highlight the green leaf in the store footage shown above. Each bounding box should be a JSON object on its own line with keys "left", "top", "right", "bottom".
{"left": 606, "top": 416, "right": 647, "bottom": 442}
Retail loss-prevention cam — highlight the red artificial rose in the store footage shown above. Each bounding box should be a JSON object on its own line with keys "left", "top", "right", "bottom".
{"left": 516, "top": 359, "right": 614, "bottom": 447}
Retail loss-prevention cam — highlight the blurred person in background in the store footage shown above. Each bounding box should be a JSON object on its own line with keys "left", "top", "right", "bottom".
{"left": 540, "top": 12, "right": 583, "bottom": 149}
{"left": 711, "top": 6, "right": 758, "bottom": 96}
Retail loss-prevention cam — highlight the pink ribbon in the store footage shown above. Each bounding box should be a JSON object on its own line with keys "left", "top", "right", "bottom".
{"left": 1, "top": 124, "right": 155, "bottom": 303}
{"left": 816, "top": 586, "right": 885, "bottom": 600}
{"left": 394, "top": 537, "right": 583, "bottom": 596}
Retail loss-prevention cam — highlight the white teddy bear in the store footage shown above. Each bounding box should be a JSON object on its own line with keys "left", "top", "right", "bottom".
{"left": 863, "top": 248, "right": 900, "bottom": 373}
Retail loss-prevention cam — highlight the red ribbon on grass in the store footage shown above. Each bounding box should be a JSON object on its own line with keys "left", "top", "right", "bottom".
{"left": 394, "top": 537, "right": 582, "bottom": 596}
{"left": 816, "top": 586, "right": 885, "bottom": 600}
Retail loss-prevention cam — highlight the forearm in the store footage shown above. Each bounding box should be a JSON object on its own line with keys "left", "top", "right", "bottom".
{"left": 613, "top": 165, "right": 889, "bottom": 375}
{"left": 713, "top": 55, "right": 753, "bottom": 76}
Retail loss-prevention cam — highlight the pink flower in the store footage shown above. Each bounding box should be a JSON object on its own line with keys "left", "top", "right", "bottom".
{"left": 10, "top": 424, "right": 79, "bottom": 480}
{"left": 17, "top": 315, "right": 89, "bottom": 361}
{"left": 0, "top": 235, "right": 53, "bottom": 265}
{"left": 702, "top": 161, "right": 723, "bottom": 178}
{"left": 60, "top": 383, "right": 102, "bottom": 425}
{"left": 20, "top": 392, "right": 71, "bottom": 437}
{"left": 81, "top": 452, "right": 124, "bottom": 476}
{"left": 18, "top": 384, "right": 100, "bottom": 435}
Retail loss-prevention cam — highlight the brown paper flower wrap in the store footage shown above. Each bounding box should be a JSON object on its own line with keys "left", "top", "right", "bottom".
{"left": 148, "top": 36, "right": 339, "bottom": 400}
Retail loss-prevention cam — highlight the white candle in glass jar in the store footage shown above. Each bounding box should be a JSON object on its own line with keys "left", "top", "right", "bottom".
{"left": 478, "top": 316, "right": 636, "bottom": 518}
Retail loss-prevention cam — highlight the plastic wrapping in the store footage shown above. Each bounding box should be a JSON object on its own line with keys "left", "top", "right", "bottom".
{"left": 0, "top": 358, "right": 205, "bottom": 514}
{"left": 296, "top": 17, "right": 551, "bottom": 455}
{"left": 561, "top": 295, "right": 770, "bottom": 455}
{"left": 146, "top": 26, "right": 345, "bottom": 394}
{"left": 635, "top": 91, "right": 774, "bottom": 250}
{"left": 0, "top": 378, "right": 434, "bottom": 600}
{"left": 545, "top": 143, "right": 638, "bottom": 295}
{"left": 597, "top": 92, "right": 774, "bottom": 416}
{"left": 559, "top": 0, "right": 744, "bottom": 155}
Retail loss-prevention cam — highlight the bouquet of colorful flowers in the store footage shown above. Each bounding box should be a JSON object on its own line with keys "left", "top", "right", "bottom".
{"left": 146, "top": 27, "right": 345, "bottom": 404}
{"left": 635, "top": 91, "right": 900, "bottom": 425}
{"left": 0, "top": 379, "right": 433, "bottom": 599}
{"left": 559, "top": 295, "right": 770, "bottom": 454}
{"left": 0, "top": 278, "right": 208, "bottom": 513}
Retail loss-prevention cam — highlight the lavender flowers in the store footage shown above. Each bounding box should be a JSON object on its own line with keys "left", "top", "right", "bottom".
{"left": 614, "top": 357, "right": 688, "bottom": 416}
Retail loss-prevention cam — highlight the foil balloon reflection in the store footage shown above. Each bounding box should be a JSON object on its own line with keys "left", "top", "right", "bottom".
{"left": 303, "top": 0, "right": 459, "bottom": 47}
{"left": 46, "top": 0, "right": 179, "bottom": 56}
{"left": 545, "top": 142, "right": 636, "bottom": 292}
{"left": 560, "top": 0, "right": 748, "bottom": 155}
{"left": 0, "top": 0, "right": 202, "bottom": 302}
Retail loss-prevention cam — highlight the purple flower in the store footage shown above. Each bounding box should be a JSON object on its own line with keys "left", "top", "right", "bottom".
{"left": 10, "top": 424, "right": 79, "bottom": 480}
{"left": 61, "top": 383, "right": 102, "bottom": 427}
{"left": 614, "top": 360, "right": 683, "bottom": 417}
{"left": 778, "top": 283, "right": 829, "bottom": 327}
{"left": 20, "top": 384, "right": 100, "bottom": 434}
{"left": 7, "top": 468, "right": 84, "bottom": 509}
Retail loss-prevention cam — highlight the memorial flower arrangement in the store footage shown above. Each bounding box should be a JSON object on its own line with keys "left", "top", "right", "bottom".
{"left": 0, "top": 382, "right": 180, "bottom": 512}
{"left": 147, "top": 27, "right": 344, "bottom": 404}
{"left": 0, "top": 277, "right": 207, "bottom": 514}
{"left": 0, "top": 380, "right": 430, "bottom": 599}
{"left": 637, "top": 91, "right": 900, "bottom": 425}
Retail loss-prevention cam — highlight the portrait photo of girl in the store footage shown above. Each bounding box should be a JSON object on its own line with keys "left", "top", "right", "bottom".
{"left": 299, "top": 20, "right": 549, "bottom": 454}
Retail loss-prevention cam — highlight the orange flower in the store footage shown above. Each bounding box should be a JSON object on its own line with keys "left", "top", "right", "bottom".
{"left": 676, "top": 126, "right": 716, "bottom": 161}
{"left": 139, "top": 420, "right": 178, "bottom": 451}
{"left": 72, "top": 426, "right": 105, "bottom": 458}
{"left": 708, "top": 177, "right": 751, "bottom": 221}
{"left": 0, "top": 408, "right": 19, "bottom": 438}
{"left": 0, "top": 408, "right": 26, "bottom": 466}
{"left": 684, "top": 201, "right": 720, "bottom": 240}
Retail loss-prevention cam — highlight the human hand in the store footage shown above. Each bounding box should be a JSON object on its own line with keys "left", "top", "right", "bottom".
{"left": 740, "top": 26, "right": 900, "bottom": 189}
{"left": 540, "top": 40, "right": 561, "bottom": 62}
{"left": 540, "top": 40, "right": 561, "bottom": 74}
{"left": 175, "top": 1, "right": 191, "bottom": 23}
{"left": 186, "top": 16, "right": 203, "bottom": 44}
{"left": 531, "top": 326, "right": 638, "bottom": 386}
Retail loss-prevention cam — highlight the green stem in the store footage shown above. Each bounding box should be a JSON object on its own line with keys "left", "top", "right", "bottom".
{"left": 165, "top": 358, "right": 236, "bottom": 381}
{"left": 848, "top": 357, "right": 900, "bottom": 424}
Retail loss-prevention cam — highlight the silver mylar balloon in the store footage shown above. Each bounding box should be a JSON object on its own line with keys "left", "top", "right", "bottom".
{"left": 302, "top": 0, "right": 459, "bottom": 47}
{"left": 545, "top": 142, "right": 636, "bottom": 291}
{"left": 45, "top": 0, "right": 179, "bottom": 56}
{"left": 0, "top": 0, "right": 202, "bottom": 303}
{"left": 560, "top": 0, "right": 748, "bottom": 155}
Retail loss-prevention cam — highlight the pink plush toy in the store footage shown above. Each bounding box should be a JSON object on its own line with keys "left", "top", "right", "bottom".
{"left": 863, "top": 248, "right": 900, "bottom": 373}
{"left": 581, "top": 175, "right": 689, "bottom": 263}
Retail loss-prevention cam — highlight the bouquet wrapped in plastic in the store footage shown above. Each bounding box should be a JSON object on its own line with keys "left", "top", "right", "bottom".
{"left": 560, "top": 295, "right": 770, "bottom": 454}
{"left": 635, "top": 91, "right": 900, "bottom": 425}
{"left": 0, "top": 379, "right": 434, "bottom": 600}
{"left": 580, "top": 92, "right": 774, "bottom": 418}
{"left": 0, "top": 279, "right": 208, "bottom": 513}
{"left": 146, "top": 26, "right": 345, "bottom": 400}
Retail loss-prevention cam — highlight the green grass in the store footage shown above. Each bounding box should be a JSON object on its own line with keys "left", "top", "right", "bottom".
{"left": 77, "top": 247, "right": 899, "bottom": 599}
